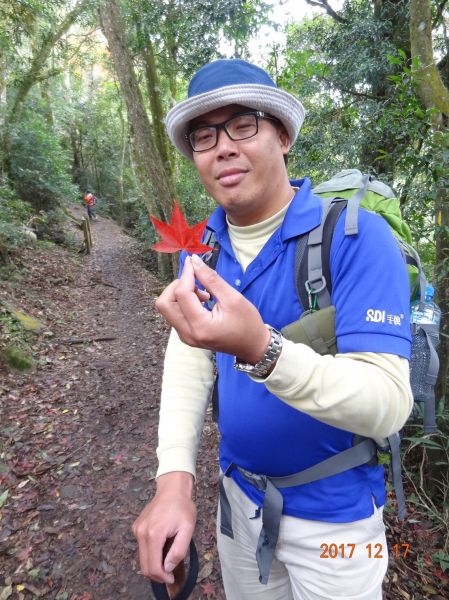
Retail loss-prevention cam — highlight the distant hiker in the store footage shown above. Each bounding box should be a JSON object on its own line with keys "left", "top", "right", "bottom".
{"left": 133, "top": 59, "right": 413, "bottom": 600}
{"left": 83, "top": 192, "right": 97, "bottom": 220}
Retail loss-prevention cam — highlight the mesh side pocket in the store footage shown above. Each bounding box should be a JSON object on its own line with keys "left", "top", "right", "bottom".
{"left": 409, "top": 327, "right": 439, "bottom": 405}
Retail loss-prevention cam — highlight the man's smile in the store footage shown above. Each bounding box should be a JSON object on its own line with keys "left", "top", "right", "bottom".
{"left": 216, "top": 167, "right": 248, "bottom": 186}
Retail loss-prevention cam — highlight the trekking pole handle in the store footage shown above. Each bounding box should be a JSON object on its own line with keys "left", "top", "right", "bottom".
{"left": 150, "top": 539, "right": 198, "bottom": 600}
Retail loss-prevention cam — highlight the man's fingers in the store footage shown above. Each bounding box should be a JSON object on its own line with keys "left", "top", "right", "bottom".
{"left": 172, "top": 257, "right": 211, "bottom": 324}
{"left": 195, "top": 287, "right": 211, "bottom": 303}
{"left": 163, "top": 529, "right": 192, "bottom": 575}
{"left": 155, "top": 278, "right": 189, "bottom": 324}
{"left": 190, "top": 254, "right": 239, "bottom": 303}
{"left": 190, "top": 254, "right": 240, "bottom": 305}
{"left": 136, "top": 531, "right": 174, "bottom": 584}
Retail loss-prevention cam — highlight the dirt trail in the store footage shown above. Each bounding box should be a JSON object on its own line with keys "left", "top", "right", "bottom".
{"left": 0, "top": 208, "right": 222, "bottom": 599}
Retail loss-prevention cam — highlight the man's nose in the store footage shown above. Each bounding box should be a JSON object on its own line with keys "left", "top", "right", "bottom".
{"left": 215, "top": 127, "right": 239, "bottom": 157}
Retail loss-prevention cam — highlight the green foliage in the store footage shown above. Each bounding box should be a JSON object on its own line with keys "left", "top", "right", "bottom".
{"left": 277, "top": 3, "right": 441, "bottom": 273}
{"left": 401, "top": 413, "right": 449, "bottom": 545}
{"left": 2, "top": 345, "right": 35, "bottom": 372}
{"left": 132, "top": 159, "right": 214, "bottom": 248}
{"left": 432, "top": 550, "right": 449, "bottom": 573}
{"left": 132, "top": 199, "right": 158, "bottom": 247}
{"left": 0, "top": 0, "right": 41, "bottom": 48}
{"left": 129, "top": 0, "right": 271, "bottom": 78}
{"left": 10, "top": 106, "right": 79, "bottom": 211}
{"left": 34, "top": 207, "right": 78, "bottom": 248}
{"left": 0, "top": 221, "right": 31, "bottom": 264}
{"left": 0, "top": 186, "right": 34, "bottom": 223}
{"left": 0, "top": 184, "right": 36, "bottom": 263}
{"left": 0, "top": 306, "right": 36, "bottom": 373}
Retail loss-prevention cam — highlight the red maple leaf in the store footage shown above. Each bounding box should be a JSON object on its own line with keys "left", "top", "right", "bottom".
{"left": 150, "top": 201, "right": 215, "bottom": 254}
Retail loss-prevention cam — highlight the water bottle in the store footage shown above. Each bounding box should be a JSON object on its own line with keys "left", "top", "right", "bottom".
{"left": 410, "top": 284, "right": 441, "bottom": 326}
{"left": 409, "top": 283, "right": 440, "bottom": 430}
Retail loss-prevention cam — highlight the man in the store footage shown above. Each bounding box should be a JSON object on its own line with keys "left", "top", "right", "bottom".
{"left": 83, "top": 191, "right": 97, "bottom": 220}
{"left": 133, "top": 59, "right": 413, "bottom": 599}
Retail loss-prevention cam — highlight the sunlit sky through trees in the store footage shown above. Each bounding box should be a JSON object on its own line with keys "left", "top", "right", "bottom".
{"left": 244, "top": 0, "right": 342, "bottom": 62}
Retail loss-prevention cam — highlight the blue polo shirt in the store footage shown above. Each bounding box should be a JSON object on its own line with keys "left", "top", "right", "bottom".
{"left": 180, "top": 177, "right": 411, "bottom": 522}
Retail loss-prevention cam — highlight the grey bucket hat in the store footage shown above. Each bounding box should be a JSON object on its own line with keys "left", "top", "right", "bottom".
{"left": 166, "top": 59, "right": 306, "bottom": 160}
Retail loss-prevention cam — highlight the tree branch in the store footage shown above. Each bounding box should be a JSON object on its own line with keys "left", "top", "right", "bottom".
{"left": 305, "top": 0, "right": 348, "bottom": 24}
{"left": 34, "top": 68, "right": 63, "bottom": 83}
{"left": 8, "top": 0, "right": 92, "bottom": 125}
{"left": 433, "top": 0, "right": 448, "bottom": 28}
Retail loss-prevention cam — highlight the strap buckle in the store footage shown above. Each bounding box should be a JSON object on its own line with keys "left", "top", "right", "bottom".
{"left": 305, "top": 276, "right": 327, "bottom": 310}
{"left": 238, "top": 467, "right": 268, "bottom": 491}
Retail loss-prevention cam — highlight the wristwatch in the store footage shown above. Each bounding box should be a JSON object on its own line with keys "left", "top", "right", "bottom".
{"left": 234, "top": 325, "right": 283, "bottom": 377}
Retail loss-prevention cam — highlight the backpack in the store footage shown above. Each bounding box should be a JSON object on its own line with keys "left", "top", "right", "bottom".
{"left": 203, "top": 169, "right": 440, "bottom": 519}
{"left": 84, "top": 193, "right": 96, "bottom": 205}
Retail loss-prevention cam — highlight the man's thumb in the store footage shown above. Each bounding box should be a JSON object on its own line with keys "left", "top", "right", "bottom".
{"left": 191, "top": 254, "right": 232, "bottom": 298}
{"left": 191, "top": 254, "right": 207, "bottom": 269}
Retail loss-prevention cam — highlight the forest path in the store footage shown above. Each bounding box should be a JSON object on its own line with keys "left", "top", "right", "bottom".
{"left": 0, "top": 208, "right": 222, "bottom": 600}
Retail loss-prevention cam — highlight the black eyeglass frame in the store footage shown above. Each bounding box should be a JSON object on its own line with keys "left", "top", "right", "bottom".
{"left": 186, "top": 111, "right": 280, "bottom": 153}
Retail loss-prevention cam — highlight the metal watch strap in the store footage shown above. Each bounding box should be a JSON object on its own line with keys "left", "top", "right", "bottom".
{"left": 234, "top": 325, "right": 283, "bottom": 377}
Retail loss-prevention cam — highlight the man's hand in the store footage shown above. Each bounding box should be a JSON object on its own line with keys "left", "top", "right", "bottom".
{"left": 132, "top": 472, "right": 196, "bottom": 585}
{"left": 155, "top": 255, "right": 270, "bottom": 364}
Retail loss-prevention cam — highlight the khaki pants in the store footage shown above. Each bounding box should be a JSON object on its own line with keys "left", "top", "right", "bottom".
{"left": 217, "top": 476, "right": 387, "bottom": 600}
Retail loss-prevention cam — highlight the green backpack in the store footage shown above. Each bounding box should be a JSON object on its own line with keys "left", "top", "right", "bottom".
{"left": 287, "top": 170, "right": 441, "bottom": 518}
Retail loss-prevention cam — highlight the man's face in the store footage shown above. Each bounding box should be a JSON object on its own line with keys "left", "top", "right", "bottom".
{"left": 190, "top": 104, "right": 291, "bottom": 226}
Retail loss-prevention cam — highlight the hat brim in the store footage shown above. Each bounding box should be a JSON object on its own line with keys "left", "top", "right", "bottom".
{"left": 166, "top": 84, "right": 305, "bottom": 160}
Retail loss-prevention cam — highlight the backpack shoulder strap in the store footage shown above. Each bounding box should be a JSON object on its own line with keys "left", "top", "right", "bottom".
{"left": 296, "top": 198, "right": 348, "bottom": 311}
{"left": 202, "top": 227, "right": 220, "bottom": 270}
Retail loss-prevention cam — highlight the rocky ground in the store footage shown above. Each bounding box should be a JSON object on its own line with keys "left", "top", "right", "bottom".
{"left": 0, "top": 208, "right": 447, "bottom": 599}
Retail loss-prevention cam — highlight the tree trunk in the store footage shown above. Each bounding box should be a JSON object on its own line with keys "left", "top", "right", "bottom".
{"left": 117, "top": 103, "right": 127, "bottom": 227}
{"left": 99, "top": 0, "right": 175, "bottom": 279}
{"left": 70, "top": 128, "right": 83, "bottom": 185}
{"left": 409, "top": 0, "right": 449, "bottom": 496}
{"left": 410, "top": 0, "right": 449, "bottom": 406}
{"left": 40, "top": 81, "right": 54, "bottom": 126}
{"left": 140, "top": 36, "right": 175, "bottom": 182}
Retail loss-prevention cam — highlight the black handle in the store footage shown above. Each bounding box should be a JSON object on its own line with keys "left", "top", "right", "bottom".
{"left": 151, "top": 539, "right": 198, "bottom": 600}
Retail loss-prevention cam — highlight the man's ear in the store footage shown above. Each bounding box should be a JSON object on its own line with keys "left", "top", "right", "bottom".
{"left": 278, "top": 125, "right": 292, "bottom": 155}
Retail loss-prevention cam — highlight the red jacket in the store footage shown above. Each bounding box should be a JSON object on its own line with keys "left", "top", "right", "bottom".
{"left": 84, "top": 193, "right": 96, "bottom": 207}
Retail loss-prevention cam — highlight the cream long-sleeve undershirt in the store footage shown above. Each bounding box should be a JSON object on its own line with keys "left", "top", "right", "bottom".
{"left": 156, "top": 330, "right": 413, "bottom": 479}
{"left": 156, "top": 200, "right": 413, "bottom": 479}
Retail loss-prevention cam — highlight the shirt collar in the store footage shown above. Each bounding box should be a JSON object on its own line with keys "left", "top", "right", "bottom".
{"left": 281, "top": 178, "right": 322, "bottom": 240}
{"left": 206, "top": 177, "right": 322, "bottom": 241}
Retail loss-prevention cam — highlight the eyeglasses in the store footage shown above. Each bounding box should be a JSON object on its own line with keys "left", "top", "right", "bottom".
{"left": 187, "top": 111, "right": 279, "bottom": 153}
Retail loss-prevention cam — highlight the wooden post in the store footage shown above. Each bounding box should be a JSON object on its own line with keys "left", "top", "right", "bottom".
{"left": 81, "top": 217, "right": 92, "bottom": 254}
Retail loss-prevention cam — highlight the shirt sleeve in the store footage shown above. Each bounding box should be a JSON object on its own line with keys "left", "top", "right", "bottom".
{"left": 330, "top": 208, "right": 411, "bottom": 357}
{"left": 252, "top": 342, "right": 413, "bottom": 438}
{"left": 156, "top": 328, "right": 215, "bottom": 478}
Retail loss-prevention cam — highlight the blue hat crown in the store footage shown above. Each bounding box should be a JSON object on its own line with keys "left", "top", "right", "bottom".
{"left": 188, "top": 59, "right": 277, "bottom": 98}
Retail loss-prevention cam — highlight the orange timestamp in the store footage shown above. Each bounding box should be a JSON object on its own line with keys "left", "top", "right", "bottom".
{"left": 319, "top": 543, "right": 410, "bottom": 559}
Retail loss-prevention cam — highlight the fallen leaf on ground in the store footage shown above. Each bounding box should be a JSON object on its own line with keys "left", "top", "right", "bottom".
{"left": 197, "top": 560, "right": 213, "bottom": 582}
{"left": 200, "top": 581, "right": 217, "bottom": 598}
